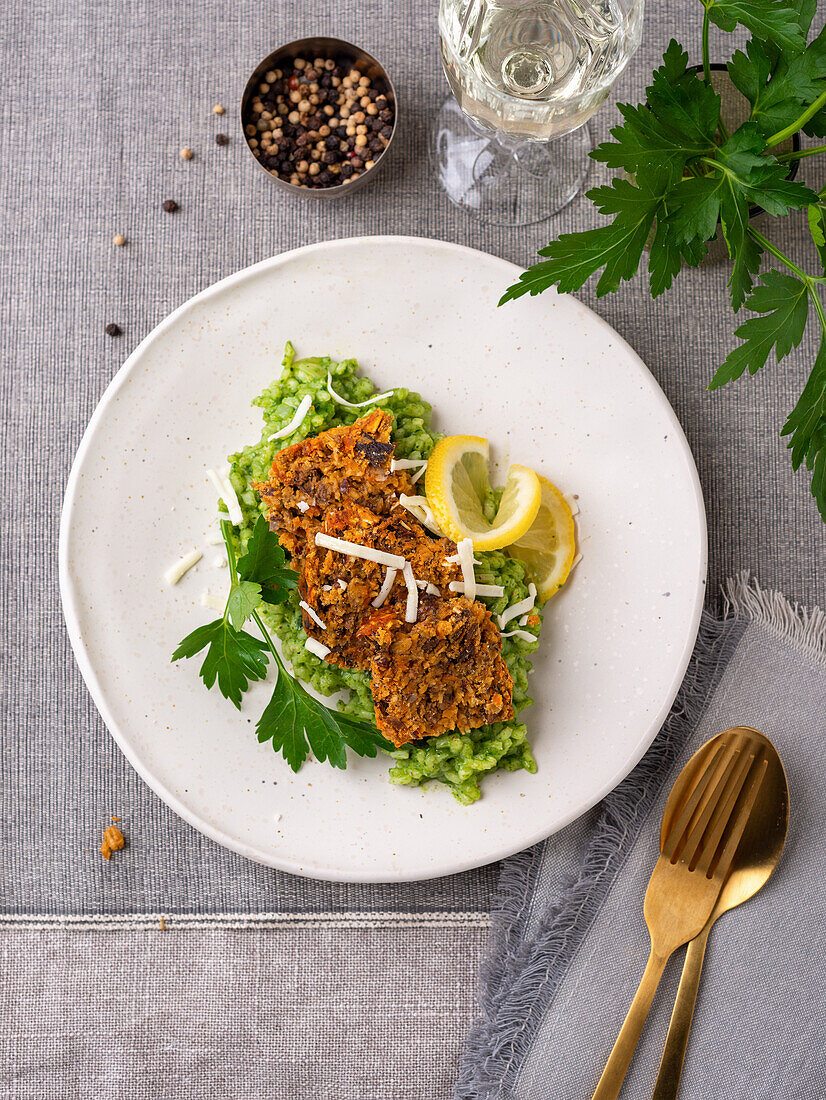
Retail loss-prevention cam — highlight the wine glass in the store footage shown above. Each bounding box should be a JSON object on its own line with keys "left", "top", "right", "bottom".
{"left": 432, "top": 0, "right": 644, "bottom": 225}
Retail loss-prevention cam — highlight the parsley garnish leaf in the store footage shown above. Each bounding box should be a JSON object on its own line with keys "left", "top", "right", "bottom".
{"left": 172, "top": 518, "right": 393, "bottom": 772}
{"left": 704, "top": 0, "right": 806, "bottom": 54}
{"left": 500, "top": 171, "right": 670, "bottom": 303}
{"left": 782, "top": 334, "right": 826, "bottom": 520}
{"left": 499, "top": 4, "right": 826, "bottom": 524}
{"left": 171, "top": 619, "right": 269, "bottom": 709}
{"left": 237, "top": 514, "right": 297, "bottom": 605}
{"left": 591, "top": 41, "right": 720, "bottom": 179}
{"left": 256, "top": 659, "right": 393, "bottom": 771}
{"left": 226, "top": 580, "right": 263, "bottom": 630}
{"left": 710, "top": 270, "right": 809, "bottom": 387}
{"left": 728, "top": 32, "right": 826, "bottom": 139}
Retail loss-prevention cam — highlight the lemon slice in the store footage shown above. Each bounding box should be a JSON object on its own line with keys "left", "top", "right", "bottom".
{"left": 425, "top": 435, "right": 541, "bottom": 550}
{"left": 507, "top": 475, "right": 576, "bottom": 601}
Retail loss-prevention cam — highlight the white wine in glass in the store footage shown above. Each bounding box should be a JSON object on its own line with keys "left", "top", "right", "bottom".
{"left": 433, "top": 0, "right": 644, "bottom": 224}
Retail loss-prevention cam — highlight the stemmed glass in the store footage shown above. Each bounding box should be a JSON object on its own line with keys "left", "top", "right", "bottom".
{"left": 432, "top": 0, "right": 644, "bottom": 225}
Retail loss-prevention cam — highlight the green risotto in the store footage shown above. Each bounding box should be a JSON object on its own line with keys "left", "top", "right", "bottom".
{"left": 226, "top": 344, "right": 540, "bottom": 803}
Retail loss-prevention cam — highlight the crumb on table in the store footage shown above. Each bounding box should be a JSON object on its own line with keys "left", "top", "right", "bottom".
{"left": 100, "top": 823, "right": 125, "bottom": 860}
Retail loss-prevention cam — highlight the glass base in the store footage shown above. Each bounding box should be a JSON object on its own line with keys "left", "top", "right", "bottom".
{"left": 430, "top": 96, "right": 592, "bottom": 226}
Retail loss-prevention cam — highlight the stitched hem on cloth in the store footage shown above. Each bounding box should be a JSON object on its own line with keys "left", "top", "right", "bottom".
{"left": 455, "top": 571, "right": 826, "bottom": 1100}
{"left": 2, "top": 911, "right": 492, "bottom": 932}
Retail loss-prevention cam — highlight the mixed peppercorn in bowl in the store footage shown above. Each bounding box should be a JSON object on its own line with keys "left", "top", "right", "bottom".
{"left": 241, "top": 37, "right": 397, "bottom": 194}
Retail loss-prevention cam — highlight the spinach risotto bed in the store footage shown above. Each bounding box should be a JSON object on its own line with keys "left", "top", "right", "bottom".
{"left": 176, "top": 343, "right": 579, "bottom": 804}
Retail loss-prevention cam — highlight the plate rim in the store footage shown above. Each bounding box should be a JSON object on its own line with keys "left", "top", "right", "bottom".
{"left": 59, "top": 234, "right": 708, "bottom": 882}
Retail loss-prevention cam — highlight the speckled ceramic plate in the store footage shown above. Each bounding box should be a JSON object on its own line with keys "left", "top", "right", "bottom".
{"left": 60, "top": 236, "right": 706, "bottom": 882}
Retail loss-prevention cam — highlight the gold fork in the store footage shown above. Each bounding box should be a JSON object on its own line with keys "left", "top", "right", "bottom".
{"left": 590, "top": 728, "right": 768, "bottom": 1100}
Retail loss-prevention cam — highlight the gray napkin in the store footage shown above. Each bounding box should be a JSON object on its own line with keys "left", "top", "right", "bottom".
{"left": 457, "top": 575, "right": 826, "bottom": 1100}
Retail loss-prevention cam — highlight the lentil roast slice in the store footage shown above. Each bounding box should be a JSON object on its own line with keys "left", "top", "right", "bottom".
{"left": 254, "top": 408, "right": 412, "bottom": 555}
{"left": 297, "top": 502, "right": 461, "bottom": 669}
{"left": 358, "top": 594, "right": 514, "bottom": 747}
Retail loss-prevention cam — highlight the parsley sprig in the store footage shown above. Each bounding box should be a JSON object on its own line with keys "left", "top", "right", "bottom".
{"left": 502, "top": 0, "right": 826, "bottom": 521}
{"left": 172, "top": 516, "right": 393, "bottom": 771}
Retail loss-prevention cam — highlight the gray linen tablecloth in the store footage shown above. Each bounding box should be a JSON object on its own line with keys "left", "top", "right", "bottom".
{"left": 1, "top": 0, "right": 825, "bottom": 1095}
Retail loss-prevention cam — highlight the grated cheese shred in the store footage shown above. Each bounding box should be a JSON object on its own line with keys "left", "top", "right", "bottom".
{"left": 500, "top": 628, "right": 539, "bottom": 643}
{"left": 449, "top": 581, "right": 505, "bottom": 597}
{"left": 497, "top": 583, "right": 538, "bottom": 629}
{"left": 199, "top": 588, "right": 226, "bottom": 610}
{"left": 314, "top": 532, "right": 406, "bottom": 570}
{"left": 456, "top": 538, "right": 476, "bottom": 602}
{"left": 164, "top": 549, "right": 203, "bottom": 586}
{"left": 206, "top": 468, "right": 243, "bottom": 526}
{"left": 269, "top": 393, "right": 312, "bottom": 440}
{"left": 398, "top": 494, "right": 443, "bottom": 536}
{"left": 304, "top": 637, "right": 331, "bottom": 659}
{"left": 326, "top": 372, "right": 395, "bottom": 408}
{"left": 402, "top": 562, "right": 418, "bottom": 623}
{"left": 299, "top": 600, "right": 327, "bottom": 630}
{"left": 371, "top": 567, "right": 398, "bottom": 608}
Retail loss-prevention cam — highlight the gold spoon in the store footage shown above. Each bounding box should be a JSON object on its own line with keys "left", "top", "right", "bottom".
{"left": 651, "top": 727, "right": 789, "bottom": 1100}
{"left": 590, "top": 726, "right": 773, "bottom": 1100}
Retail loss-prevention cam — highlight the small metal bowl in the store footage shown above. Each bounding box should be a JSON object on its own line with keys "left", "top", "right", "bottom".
{"left": 240, "top": 36, "right": 398, "bottom": 198}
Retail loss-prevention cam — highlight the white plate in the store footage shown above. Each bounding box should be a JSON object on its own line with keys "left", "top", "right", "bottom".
{"left": 60, "top": 237, "right": 706, "bottom": 882}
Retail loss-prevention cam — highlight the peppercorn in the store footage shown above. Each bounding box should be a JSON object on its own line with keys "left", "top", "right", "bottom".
{"left": 112, "top": 234, "right": 127, "bottom": 246}
{"left": 162, "top": 199, "right": 178, "bottom": 212}
{"left": 180, "top": 146, "right": 193, "bottom": 160}
{"left": 105, "top": 323, "right": 122, "bottom": 337}
{"left": 215, "top": 133, "right": 229, "bottom": 146}
{"left": 213, "top": 103, "right": 225, "bottom": 115}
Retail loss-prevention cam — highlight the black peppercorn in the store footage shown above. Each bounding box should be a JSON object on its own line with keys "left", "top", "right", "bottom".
{"left": 105, "top": 323, "right": 122, "bottom": 337}
{"left": 381, "top": 125, "right": 393, "bottom": 138}
{"left": 215, "top": 133, "right": 229, "bottom": 146}
{"left": 340, "top": 161, "right": 353, "bottom": 178}
{"left": 162, "top": 199, "right": 178, "bottom": 213}
{"left": 325, "top": 135, "right": 338, "bottom": 149}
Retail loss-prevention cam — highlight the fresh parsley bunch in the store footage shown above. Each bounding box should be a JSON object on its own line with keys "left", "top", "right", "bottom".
{"left": 172, "top": 516, "right": 392, "bottom": 771}
{"left": 502, "top": 0, "right": 826, "bottom": 521}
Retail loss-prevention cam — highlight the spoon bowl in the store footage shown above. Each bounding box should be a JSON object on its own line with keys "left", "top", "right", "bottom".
{"left": 660, "top": 727, "right": 789, "bottom": 917}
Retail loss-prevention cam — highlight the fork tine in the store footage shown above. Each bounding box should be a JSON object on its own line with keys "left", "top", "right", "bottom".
{"left": 687, "top": 745, "right": 754, "bottom": 871}
{"left": 679, "top": 746, "right": 745, "bottom": 867}
{"left": 701, "top": 753, "right": 769, "bottom": 879}
{"left": 661, "top": 739, "right": 731, "bottom": 862}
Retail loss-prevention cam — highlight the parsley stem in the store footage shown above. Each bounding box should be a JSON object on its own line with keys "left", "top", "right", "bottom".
{"left": 776, "top": 144, "right": 826, "bottom": 164}
{"left": 747, "top": 226, "right": 810, "bottom": 280}
{"left": 808, "top": 281, "right": 826, "bottom": 334}
{"left": 747, "top": 225, "right": 826, "bottom": 287}
{"left": 768, "top": 89, "right": 826, "bottom": 149}
{"left": 701, "top": 10, "right": 711, "bottom": 86}
{"left": 251, "top": 607, "right": 287, "bottom": 672}
{"left": 220, "top": 515, "right": 287, "bottom": 674}
{"left": 220, "top": 519, "right": 238, "bottom": 578}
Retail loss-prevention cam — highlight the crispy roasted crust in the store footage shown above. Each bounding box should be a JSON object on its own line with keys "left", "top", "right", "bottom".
{"left": 253, "top": 408, "right": 413, "bottom": 555}
{"left": 256, "top": 411, "right": 515, "bottom": 747}
{"left": 358, "top": 596, "right": 514, "bottom": 746}
{"left": 299, "top": 503, "right": 462, "bottom": 669}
